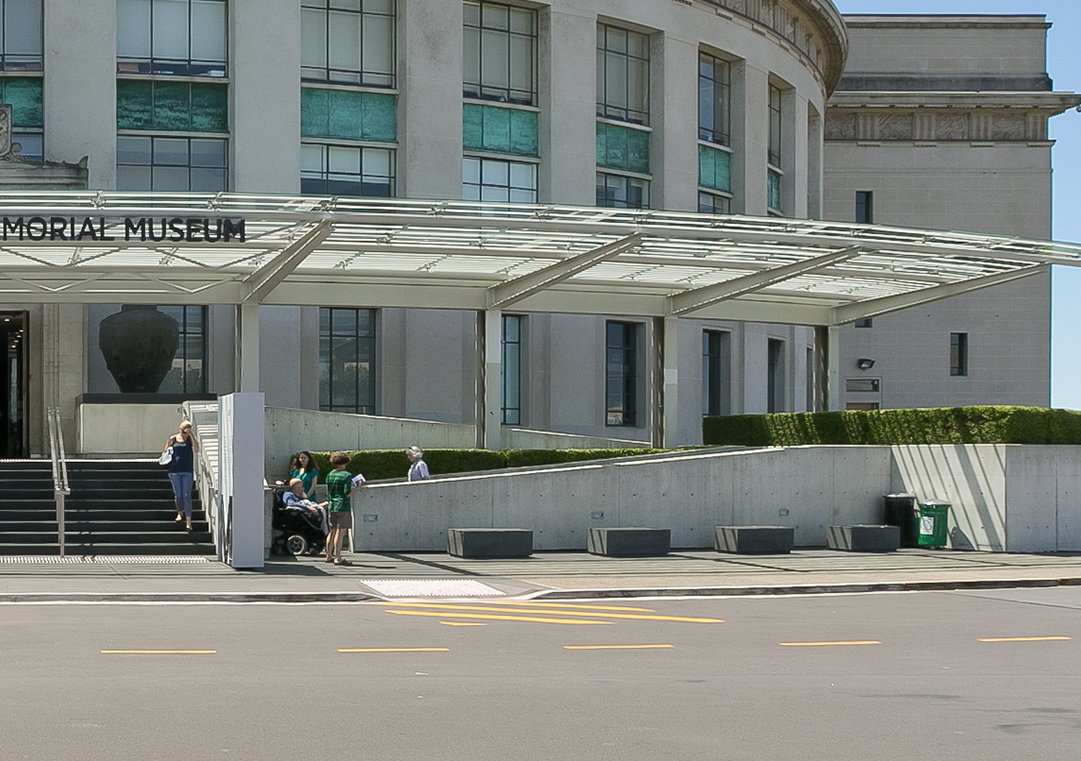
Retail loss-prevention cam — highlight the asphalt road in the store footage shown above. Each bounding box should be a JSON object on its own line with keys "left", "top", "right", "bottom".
{"left": 2, "top": 588, "right": 1080, "bottom": 760}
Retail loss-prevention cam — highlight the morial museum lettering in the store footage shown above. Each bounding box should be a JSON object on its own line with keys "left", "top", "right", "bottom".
{"left": 0, "top": 216, "right": 246, "bottom": 243}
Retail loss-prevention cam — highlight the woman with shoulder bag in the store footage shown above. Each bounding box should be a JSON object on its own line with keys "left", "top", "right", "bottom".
{"left": 163, "top": 419, "right": 198, "bottom": 531}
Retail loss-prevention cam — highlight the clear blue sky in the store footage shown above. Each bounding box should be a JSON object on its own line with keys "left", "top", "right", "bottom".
{"left": 833, "top": 0, "right": 1081, "bottom": 410}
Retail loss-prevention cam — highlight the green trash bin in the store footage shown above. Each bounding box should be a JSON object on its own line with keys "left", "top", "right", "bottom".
{"left": 917, "top": 501, "right": 950, "bottom": 547}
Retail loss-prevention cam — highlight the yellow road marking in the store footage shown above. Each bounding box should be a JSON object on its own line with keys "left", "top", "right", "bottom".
{"left": 387, "top": 610, "right": 611, "bottom": 625}
{"left": 504, "top": 602, "right": 657, "bottom": 612}
{"left": 101, "top": 650, "right": 216, "bottom": 655}
{"left": 440, "top": 621, "right": 487, "bottom": 627}
{"left": 978, "top": 636, "right": 1071, "bottom": 643}
{"left": 338, "top": 647, "right": 450, "bottom": 653}
{"left": 564, "top": 644, "right": 674, "bottom": 650}
{"left": 383, "top": 603, "right": 722, "bottom": 624}
{"left": 779, "top": 641, "right": 881, "bottom": 647}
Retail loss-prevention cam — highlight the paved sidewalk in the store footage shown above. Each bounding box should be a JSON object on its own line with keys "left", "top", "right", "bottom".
{"left": 2, "top": 548, "right": 1081, "bottom": 602}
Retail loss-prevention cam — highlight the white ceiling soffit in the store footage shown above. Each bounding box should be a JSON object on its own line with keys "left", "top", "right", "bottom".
{"left": 0, "top": 192, "right": 1077, "bottom": 325}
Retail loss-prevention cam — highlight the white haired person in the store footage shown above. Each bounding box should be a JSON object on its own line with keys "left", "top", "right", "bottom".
{"left": 406, "top": 445, "right": 430, "bottom": 481}
{"left": 282, "top": 477, "right": 329, "bottom": 534}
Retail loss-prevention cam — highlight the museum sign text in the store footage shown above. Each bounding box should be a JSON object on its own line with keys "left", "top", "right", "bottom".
{"left": 0, "top": 216, "right": 246, "bottom": 243}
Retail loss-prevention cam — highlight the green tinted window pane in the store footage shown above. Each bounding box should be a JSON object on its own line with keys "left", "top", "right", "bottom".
{"left": 152, "top": 80, "right": 191, "bottom": 130}
{"left": 768, "top": 170, "right": 782, "bottom": 211}
{"left": 481, "top": 105, "right": 511, "bottom": 153}
{"left": 1, "top": 78, "right": 43, "bottom": 129}
{"left": 509, "top": 109, "right": 537, "bottom": 157}
{"left": 463, "top": 103, "right": 483, "bottom": 151}
{"left": 626, "top": 126, "right": 648, "bottom": 174}
{"left": 300, "top": 87, "right": 330, "bottom": 137}
{"left": 327, "top": 90, "right": 364, "bottom": 139}
{"left": 190, "top": 83, "right": 228, "bottom": 132}
{"left": 359, "top": 92, "right": 396, "bottom": 142}
{"left": 597, "top": 122, "right": 648, "bottom": 174}
{"left": 698, "top": 144, "right": 730, "bottom": 192}
{"left": 117, "top": 79, "right": 154, "bottom": 130}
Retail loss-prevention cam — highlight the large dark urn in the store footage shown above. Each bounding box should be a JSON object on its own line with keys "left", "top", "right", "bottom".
{"left": 98, "top": 306, "right": 180, "bottom": 393}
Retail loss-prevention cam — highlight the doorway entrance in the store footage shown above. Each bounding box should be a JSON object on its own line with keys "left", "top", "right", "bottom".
{"left": 0, "top": 312, "right": 28, "bottom": 458}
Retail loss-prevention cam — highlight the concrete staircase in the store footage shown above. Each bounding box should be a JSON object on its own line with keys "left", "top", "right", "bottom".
{"left": 0, "top": 460, "right": 215, "bottom": 556}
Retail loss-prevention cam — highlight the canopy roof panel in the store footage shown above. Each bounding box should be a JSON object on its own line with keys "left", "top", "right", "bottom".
{"left": 0, "top": 192, "right": 1077, "bottom": 325}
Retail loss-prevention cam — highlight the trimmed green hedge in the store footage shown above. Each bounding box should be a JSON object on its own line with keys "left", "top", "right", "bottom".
{"left": 702, "top": 406, "right": 1081, "bottom": 447}
{"left": 288, "top": 447, "right": 660, "bottom": 481}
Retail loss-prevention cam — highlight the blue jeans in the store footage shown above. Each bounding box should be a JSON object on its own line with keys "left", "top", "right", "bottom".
{"left": 169, "top": 472, "right": 194, "bottom": 518}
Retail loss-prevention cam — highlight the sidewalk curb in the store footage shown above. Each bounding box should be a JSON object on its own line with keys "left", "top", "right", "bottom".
{"left": 524, "top": 576, "right": 1081, "bottom": 600}
{"left": 0, "top": 592, "right": 380, "bottom": 604}
{"left": 2, "top": 577, "right": 1081, "bottom": 603}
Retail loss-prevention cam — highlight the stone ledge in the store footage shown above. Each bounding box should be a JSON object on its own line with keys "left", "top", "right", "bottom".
{"left": 588, "top": 527, "right": 670, "bottom": 557}
{"left": 827, "top": 524, "right": 900, "bottom": 552}
{"left": 447, "top": 528, "right": 533, "bottom": 559}
{"left": 715, "top": 526, "right": 795, "bottom": 555}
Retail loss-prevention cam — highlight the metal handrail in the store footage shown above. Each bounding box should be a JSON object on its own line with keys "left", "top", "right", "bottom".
{"left": 47, "top": 407, "right": 70, "bottom": 556}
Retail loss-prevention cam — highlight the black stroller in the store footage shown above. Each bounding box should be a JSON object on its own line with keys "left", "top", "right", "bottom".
{"left": 271, "top": 486, "right": 327, "bottom": 556}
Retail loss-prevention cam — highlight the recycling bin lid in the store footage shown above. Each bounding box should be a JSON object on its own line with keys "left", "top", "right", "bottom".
{"left": 921, "top": 500, "right": 951, "bottom": 507}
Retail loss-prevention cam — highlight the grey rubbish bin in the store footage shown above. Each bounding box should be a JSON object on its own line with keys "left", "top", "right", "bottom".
{"left": 882, "top": 493, "right": 917, "bottom": 548}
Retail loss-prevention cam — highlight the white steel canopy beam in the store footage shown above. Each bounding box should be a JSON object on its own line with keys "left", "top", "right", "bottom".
{"left": 666, "top": 246, "right": 861, "bottom": 316}
{"left": 242, "top": 220, "right": 332, "bottom": 303}
{"left": 486, "top": 232, "right": 643, "bottom": 309}
{"left": 829, "top": 264, "right": 1048, "bottom": 325}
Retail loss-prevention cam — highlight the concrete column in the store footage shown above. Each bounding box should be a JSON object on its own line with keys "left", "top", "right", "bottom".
{"left": 235, "top": 303, "right": 260, "bottom": 393}
{"left": 44, "top": 0, "right": 116, "bottom": 187}
{"left": 788, "top": 92, "right": 808, "bottom": 218}
{"left": 654, "top": 35, "right": 698, "bottom": 212}
{"left": 807, "top": 104, "right": 823, "bottom": 219}
{"left": 232, "top": 0, "right": 301, "bottom": 193}
{"left": 539, "top": 5, "right": 596, "bottom": 205}
{"left": 41, "top": 304, "right": 86, "bottom": 452}
{"left": 732, "top": 63, "right": 769, "bottom": 215}
{"left": 399, "top": 0, "right": 463, "bottom": 199}
{"left": 482, "top": 310, "right": 502, "bottom": 450}
{"left": 218, "top": 392, "right": 265, "bottom": 569}
{"left": 662, "top": 316, "right": 680, "bottom": 448}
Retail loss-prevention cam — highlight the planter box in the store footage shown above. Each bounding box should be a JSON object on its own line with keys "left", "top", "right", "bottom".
{"left": 588, "top": 527, "right": 670, "bottom": 557}
{"left": 447, "top": 528, "right": 533, "bottom": 559}
{"left": 715, "top": 526, "right": 794, "bottom": 555}
{"left": 827, "top": 524, "right": 900, "bottom": 552}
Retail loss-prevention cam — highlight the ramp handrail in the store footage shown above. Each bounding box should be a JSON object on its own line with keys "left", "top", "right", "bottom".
{"left": 47, "top": 407, "right": 70, "bottom": 556}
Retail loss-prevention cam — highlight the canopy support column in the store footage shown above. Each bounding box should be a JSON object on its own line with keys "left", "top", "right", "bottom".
{"left": 235, "top": 303, "right": 260, "bottom": 393}
{"left": 477, "top": 309, "right": 502, "bottom": 451}
{"left": 814, "top": 325, "right": 841, "bottom": 411}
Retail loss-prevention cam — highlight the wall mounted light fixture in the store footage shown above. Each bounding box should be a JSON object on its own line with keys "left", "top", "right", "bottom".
{"left": 857, "top": 358, "right": 875, "bottom": 370}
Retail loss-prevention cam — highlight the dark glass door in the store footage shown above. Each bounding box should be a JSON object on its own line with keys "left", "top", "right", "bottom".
{"left": 0, "top": 312, "right": 27, "bottom": 458}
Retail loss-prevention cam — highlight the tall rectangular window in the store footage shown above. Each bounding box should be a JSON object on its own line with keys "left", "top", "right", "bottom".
{"left": 502, "top": 314, "right": 522, "bottom": 425}
{"left": 157, "top": 306, "right": 206, "bottom": 394}
{"left": 301, "top": 0, "right": 395, "bottom": 87}
{"left": 463, "top": 157, "right": 536, "bottom": 203}
{"left": 301, "top": 143, "right": 394, "bottom": 197}
{"left": 1, "top": 0, "right": 42, "bottom": 71}
{"left": 767, "top": 83, "right": 783, "bottom": 214}
{"left": 698, "top": 52, "right": 729, "bottom": 146}
{"left": 767, "top": 338, "right": 785, "bottom": 413}
{"left": 320, "top": 308, "right": 377, "bottom": 414}
{"left": 117, "top": 0, "right": 227, "bottom": 77}
{"left": 596, "top": 24, "right": 649, "bottom": 125}
{"left": 702, "top": 330, "right": 731, "bottom": 417}
{"left": 463, "top": 1, "right": 536, "bottom": 105}
{"left": 117, "top": 135, "right": 227, "bottom": 191}
{"left": 950, "top": 332, "right": 968, "bottom": 377}
{"left": 606, "top": 321, "right": 637, "bottom": 427}
{"left": 856, "top": 191, "right": 874, "bottom": 224}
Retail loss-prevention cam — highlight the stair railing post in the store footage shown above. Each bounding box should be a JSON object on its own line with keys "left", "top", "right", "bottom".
{"left": 47, "top": 408, "right": 70, "bottom": 557}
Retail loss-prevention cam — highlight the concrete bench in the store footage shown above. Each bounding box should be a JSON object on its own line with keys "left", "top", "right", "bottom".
{"left": 715, "top": 526, "right": 794, "bottom": 555}
{"left": 447, "top": 528, "right": 533, "bottom": 559}
{"left": 588, "top": 527, "right": 671, "bottom": 557}
{"left": 827, "top": 524, "right": 900, "bottom": 552}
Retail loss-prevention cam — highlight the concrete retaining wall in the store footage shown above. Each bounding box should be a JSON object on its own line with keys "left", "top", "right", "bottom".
{"left": 352, "top": 444, "right": 1081, "bottom": 553}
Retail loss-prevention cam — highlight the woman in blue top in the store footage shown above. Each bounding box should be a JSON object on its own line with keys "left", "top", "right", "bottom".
{"left": 289, "top": 451, "right": 319, "bottom": 500}
{"left": 163, "top": 419, "right": 198, "bottom": 532}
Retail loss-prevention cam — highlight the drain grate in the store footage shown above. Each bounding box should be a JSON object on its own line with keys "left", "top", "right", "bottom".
{"left": 0, "top": 556, "right": 212, "bottom": 564}
{"left": 359, "top": 579, "right": 504, "bottom": 597}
